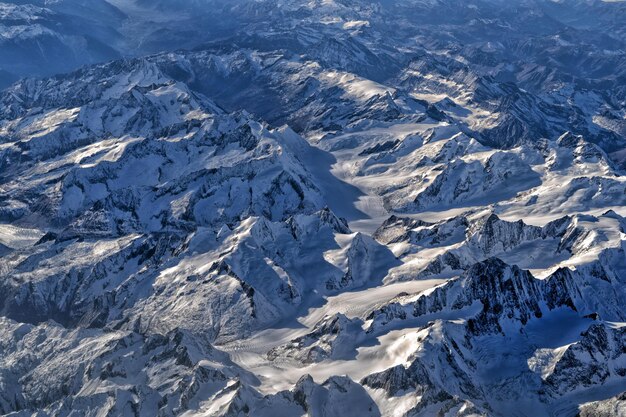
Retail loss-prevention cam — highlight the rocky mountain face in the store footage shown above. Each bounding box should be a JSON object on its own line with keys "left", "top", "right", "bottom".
{"left": 1, "top": 0, "right": 626, "bottom": 416}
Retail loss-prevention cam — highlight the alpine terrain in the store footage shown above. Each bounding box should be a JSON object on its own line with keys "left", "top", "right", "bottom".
{"left": 1, "top": 1, "right": 626, "bottom": 416}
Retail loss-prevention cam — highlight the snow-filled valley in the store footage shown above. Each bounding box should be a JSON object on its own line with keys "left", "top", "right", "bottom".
{"left": 1, "top": 1, "right": 626, "bottom": 416}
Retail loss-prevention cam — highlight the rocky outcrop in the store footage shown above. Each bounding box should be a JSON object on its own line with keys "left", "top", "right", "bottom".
{"left": 544, "top": 324, "right": 626, "bottom": 397}
{"left": 368, "top": 258, "right": 582, "bottom": 335}
{"left": 577, "top": 392, "right": 626, "bottom": 417}
{"left": 268, "top": 314, "right": 363, "bottom": 364}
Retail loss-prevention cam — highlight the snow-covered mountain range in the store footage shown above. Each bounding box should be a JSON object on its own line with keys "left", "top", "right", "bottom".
{"left": 1, "top": 0, "right": 626, "bottom": 416}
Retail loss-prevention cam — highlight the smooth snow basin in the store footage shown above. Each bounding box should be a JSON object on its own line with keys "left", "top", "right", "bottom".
{"left": 0, "top": 224, "right": 44, "bottom": 249}
{"left": 217, "top": 279, "right": 446, "bottom": 394}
